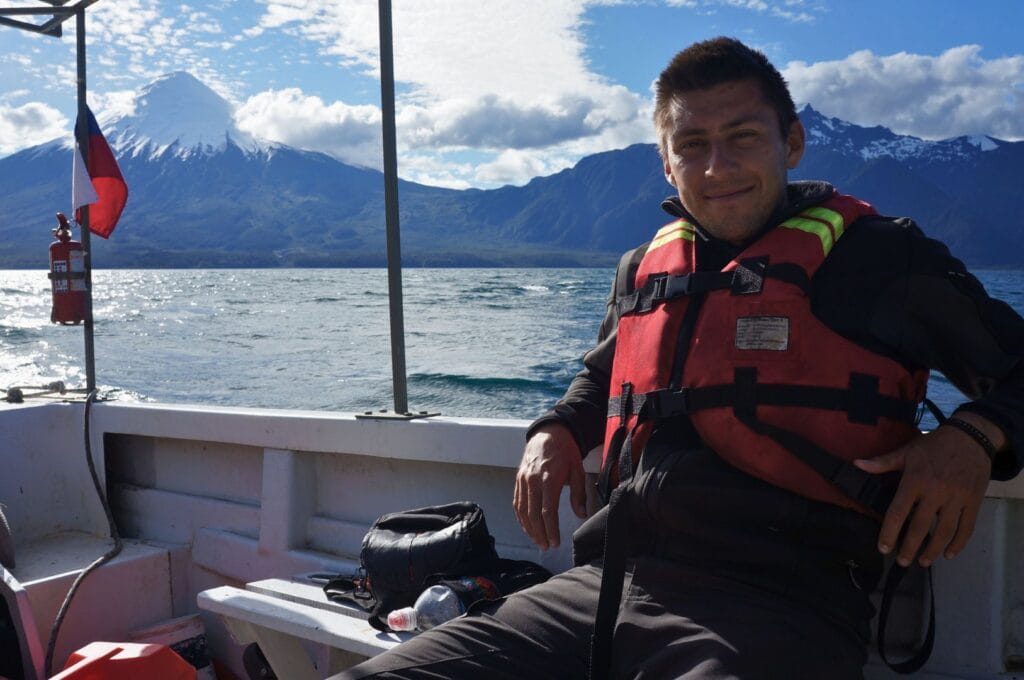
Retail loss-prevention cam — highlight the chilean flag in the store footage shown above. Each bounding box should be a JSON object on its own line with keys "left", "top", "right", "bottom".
{"left": 72, "top": 106, "right": 127, "bottom": 239}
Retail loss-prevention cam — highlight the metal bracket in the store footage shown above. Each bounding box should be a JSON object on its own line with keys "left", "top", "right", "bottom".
{"left": 354, "top": 410, "right": 440, "bottom": 420}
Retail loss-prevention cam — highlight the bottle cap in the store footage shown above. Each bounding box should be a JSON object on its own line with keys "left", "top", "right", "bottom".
{"left": 386, "top": 607, "right": 417, "bottom": 631}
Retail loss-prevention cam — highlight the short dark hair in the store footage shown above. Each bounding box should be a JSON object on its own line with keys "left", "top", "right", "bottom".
{"left": 654, "top": 37, "right": 798, "bottom": 158}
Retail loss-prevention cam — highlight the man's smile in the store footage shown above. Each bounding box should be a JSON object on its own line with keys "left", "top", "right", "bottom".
{"left": 704, "top": 186, "right": 754, "bottom": 201}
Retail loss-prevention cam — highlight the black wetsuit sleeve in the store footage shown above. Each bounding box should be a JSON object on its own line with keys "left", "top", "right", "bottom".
{"left": 812, "top": 217, "right": 1024, "bottom": 480}
{"left": 527, "top": 247, "right": 647, "bottom": 459}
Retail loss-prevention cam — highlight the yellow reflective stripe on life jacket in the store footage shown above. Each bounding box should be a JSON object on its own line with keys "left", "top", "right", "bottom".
{"left": 650, "top": 220, "right": 695, "bottom": 251}
{"left": 780, "top": 206, "right": 845, "bottom": 255}
{"left": 803, "top": 206, "right": 847, "bottom": 241}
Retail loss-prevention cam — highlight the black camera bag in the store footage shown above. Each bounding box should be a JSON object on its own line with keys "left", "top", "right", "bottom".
{"left": 323, "top": 501, "right": 502, "bottom": 631}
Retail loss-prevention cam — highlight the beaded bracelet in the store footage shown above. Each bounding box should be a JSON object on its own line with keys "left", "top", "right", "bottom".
{"left": 944, "top": 417, "right": 998, "bottom": 461}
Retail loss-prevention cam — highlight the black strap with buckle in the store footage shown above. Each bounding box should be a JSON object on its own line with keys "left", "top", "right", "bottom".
{"left": 607, "top": 376, "right": 917, "bottom": 427}
{"left": 47, "top": 271, "right": 86, "bottom": 281}
{"left": 614, "top": 257, "right": 811, "bottom": 316}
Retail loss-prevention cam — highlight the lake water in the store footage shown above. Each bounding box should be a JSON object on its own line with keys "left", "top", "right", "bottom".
{"left": 2, "top": 268, "right": 1022, "bottom": 428}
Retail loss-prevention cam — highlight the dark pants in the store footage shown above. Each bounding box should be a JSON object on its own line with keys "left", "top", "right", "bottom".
{"left": 339, "top": 445, "right": 880, "bottom": 680}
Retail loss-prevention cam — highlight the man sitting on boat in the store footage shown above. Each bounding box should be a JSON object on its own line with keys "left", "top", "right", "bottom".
{"left": 338, "top": 36, "right": 1023, "bottom": 680}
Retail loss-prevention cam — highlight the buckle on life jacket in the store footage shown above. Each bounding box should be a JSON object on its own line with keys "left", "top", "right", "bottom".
{"left": 653, "top": 273, "right": 693, "bottom": 301}
{"left": 828, "top": 463, "right": 897, "bottom": 516}
{"left": 644, "top": 387, "right": 691, "bottom": 419}
{"left": 618, "top": 272, "right": 701, "bottom": 315}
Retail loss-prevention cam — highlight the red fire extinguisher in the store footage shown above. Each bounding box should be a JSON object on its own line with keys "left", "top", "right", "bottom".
{"left": 49, "top": 212, "right": 88, "bottom": 325}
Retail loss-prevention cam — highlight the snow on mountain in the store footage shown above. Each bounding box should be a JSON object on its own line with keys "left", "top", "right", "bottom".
{"left": 799, "top": 105, "right": 999, "bottom": 164}
{"left": 74, "top": 72, "right": 267, "bottom": 160}
{"left": 966, "top": 135, "right": 998, "bottom": 151}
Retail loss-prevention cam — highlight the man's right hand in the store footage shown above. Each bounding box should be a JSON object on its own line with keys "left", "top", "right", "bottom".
{"left": 513, "top": 422, "right": 588, "bottom": 549}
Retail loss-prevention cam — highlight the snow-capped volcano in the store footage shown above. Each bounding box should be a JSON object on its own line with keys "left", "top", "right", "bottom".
{"left": 96, "top": 72, "right": 264, "bottom": 159}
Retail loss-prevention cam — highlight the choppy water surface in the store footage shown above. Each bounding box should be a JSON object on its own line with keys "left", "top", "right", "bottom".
{"left": 0, "top": 269, "right": 607, "bottom": 418}
{"left": 1, "top": 268, "right": 1022, "bottom": 424}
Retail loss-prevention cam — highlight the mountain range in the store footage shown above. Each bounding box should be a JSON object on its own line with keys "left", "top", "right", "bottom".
{"left": 1, "top": 72, "right": 1021, "bottom": 268}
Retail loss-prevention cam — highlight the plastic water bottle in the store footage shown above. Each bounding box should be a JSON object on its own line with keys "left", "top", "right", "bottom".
{"left": 387, "top": 584, "right": 466, "bottom": 631}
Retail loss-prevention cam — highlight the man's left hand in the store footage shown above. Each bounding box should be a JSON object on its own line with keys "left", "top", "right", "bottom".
{"left": 853, "top": 412, "right": 1001, "bottom": 567}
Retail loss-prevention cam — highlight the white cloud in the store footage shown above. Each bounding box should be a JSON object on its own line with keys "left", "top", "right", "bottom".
{"left": 474, "top": 149, "right": 574, "bottom": 187}
{"left": 85, "top": 0, "right": 238, "bottom": 101}
{"left": 234, "top": 88, "right": 383, "bottom": 168}
{"left": 398, "top": 90, "right": 644, "bottom": 151}
{"left": 3, "top": 54, "right": 32, "bottom": 68}
{"left": 785, "top": 45, "right": 1024, "bottom": 140}
{"left": 91, "top": 90, "right": 139, "bottom": 123}
{"left": 664, "top": 0, "right": 816, "bottom": 21}
{"left": 0, "top": 102, "right": 68, "bottom": 156}
{"left": 248, "top": 0, "right": 654, "bottom": 186}
{"left": 397, "top": 154, "right": 476, "bottom": 190}
{"left": 0, "top": 89, "right": 30, "bottom": 103}
{"left": 238, "top": 0, "right": 825, "bottom": 187}
{"left": 253, "top": 1, "right": 600, "bottom": 99}
{"left": 250, "top": 0, "right": 380, "bottom": 72}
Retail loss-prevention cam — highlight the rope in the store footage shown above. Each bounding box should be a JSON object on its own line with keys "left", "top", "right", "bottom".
{"left": 44, "top": 390, "right": 123, "bottom": 677}
{"left": 3, "top": 381, "right": 89, "bottom": 403}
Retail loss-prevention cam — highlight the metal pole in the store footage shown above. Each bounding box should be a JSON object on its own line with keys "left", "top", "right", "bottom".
{"left": 75, "top": 7, "right": 96, "bottom": 394}
{"left": 377, "top": 0, "right": 408, "bottom": 414}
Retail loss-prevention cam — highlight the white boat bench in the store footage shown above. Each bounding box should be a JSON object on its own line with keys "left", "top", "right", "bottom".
{"left": 197, "top": 577, "right": 413, "bottom": 680}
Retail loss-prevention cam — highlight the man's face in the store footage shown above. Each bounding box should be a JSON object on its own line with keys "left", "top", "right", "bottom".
{"left": 661, "top": 79, "right": 805, "bottom": 246}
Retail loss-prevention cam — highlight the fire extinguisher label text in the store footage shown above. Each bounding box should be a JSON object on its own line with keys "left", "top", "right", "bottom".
{"left": 69, "top": 251, "right": 86, "bottom": 292}
{"left": 53, "top": 260, "right": 69, "bottom": 292}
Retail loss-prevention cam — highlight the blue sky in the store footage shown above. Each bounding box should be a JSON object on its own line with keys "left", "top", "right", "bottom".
{"left": 1, "top": 0, "right": 1022, "bottom": 189}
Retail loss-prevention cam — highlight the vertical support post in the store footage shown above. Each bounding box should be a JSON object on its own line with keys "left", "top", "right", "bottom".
{"left": 75, "top": 7, "right": 97, "bottom": 394}
{"left": 377, "top": 0, "right": 408, "bottom": 415}
{"left": 259, "top": 449, "right": 316, "bottom": 554}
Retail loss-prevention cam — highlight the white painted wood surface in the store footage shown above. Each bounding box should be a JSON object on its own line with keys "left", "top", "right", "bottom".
{"left": 198, "top": 579, "right": 412, "bottom": 676}
{"left": 1, "top": 565, "right": 46, "bottom": 680}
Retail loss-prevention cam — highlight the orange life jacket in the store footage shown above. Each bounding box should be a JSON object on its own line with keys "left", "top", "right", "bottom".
{"left": 602, "top": 191, "right": 929, "bottom": 514}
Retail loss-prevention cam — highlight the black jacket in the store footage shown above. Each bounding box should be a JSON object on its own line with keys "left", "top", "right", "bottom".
{"left": 531, "top": 181, "right": 1024, "bottom": 481}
